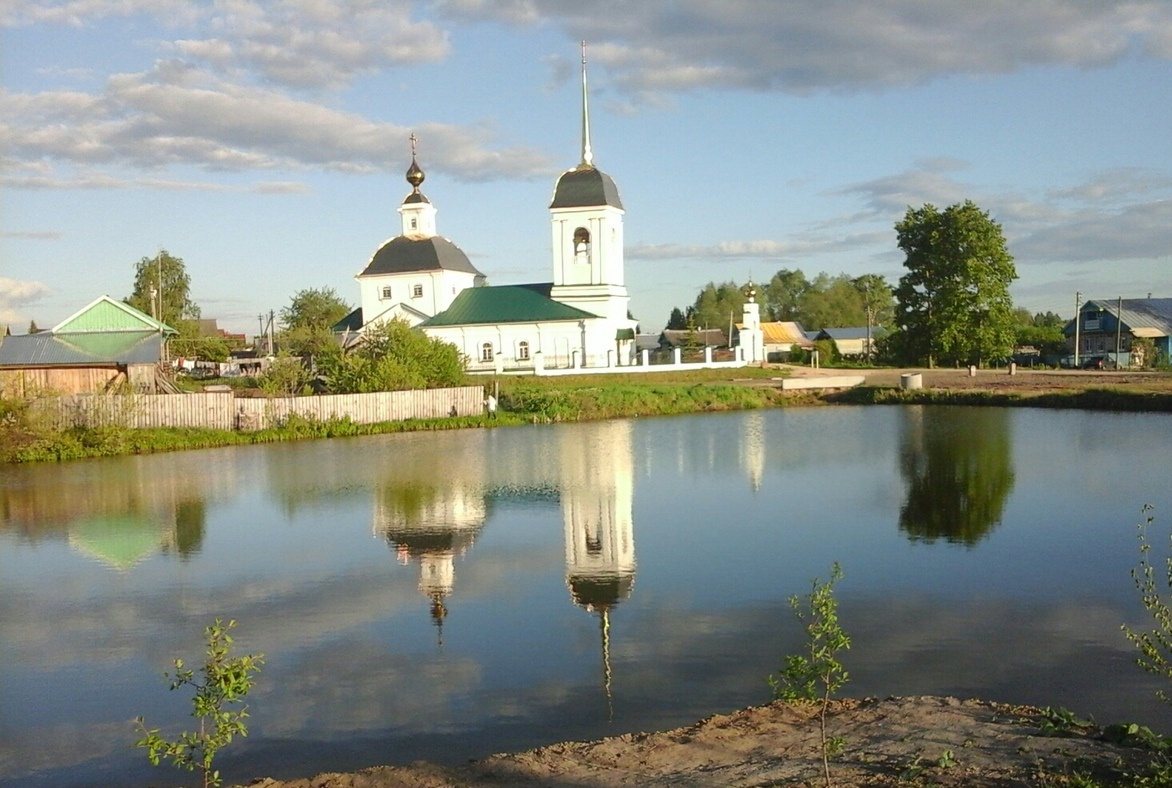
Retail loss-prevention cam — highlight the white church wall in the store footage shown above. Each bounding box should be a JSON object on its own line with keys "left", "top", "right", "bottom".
{"left": 359, "top": 268, "right": 477, "bottom": 325}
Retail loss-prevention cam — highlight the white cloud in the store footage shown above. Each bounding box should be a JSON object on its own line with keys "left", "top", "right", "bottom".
{"left": 441, "top": 0, "right": 1172, "bottom": 99}
{"left": 172, "top": 0, "right": 451, "bottom": 89}
{"left": 0, "top": 230, "right": 63, "bottom": 239}
{"left": 0, "top": 276, "right": 51, "bottom": 326}
{"left": 1, "top": 0, "right": 200, "bottom": 27}
{"left": 628, "top": 232, "right": 889, "bottom": 262}
{"left": 1, "top": 61, "right": 553, "bottom": 183}
{"left": 1014, "top": 200, "right": 1172, "bottom": 263}
{"left": 6, "top": 0, "right": 449, "bottom": 89}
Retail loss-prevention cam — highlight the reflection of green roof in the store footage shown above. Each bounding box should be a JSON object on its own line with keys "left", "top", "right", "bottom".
{"left": 421, "top": 285, "right": 599, "bottom": 326}
{"left": 68, "top": 515, "right": 164, "bottom": 570}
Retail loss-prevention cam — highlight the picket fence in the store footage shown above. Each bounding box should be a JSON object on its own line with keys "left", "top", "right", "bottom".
{"left": 36, "top": 386, "right": 485, "bottom": 431}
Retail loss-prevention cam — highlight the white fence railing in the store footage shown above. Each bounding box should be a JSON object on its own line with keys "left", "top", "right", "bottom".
{"left": 34, "top": 386, "right": 485, "bottom": 431}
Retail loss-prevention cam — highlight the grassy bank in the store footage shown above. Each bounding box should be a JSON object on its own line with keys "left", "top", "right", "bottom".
{"left": 0, "top": 367, "right": 801, "bottom": 464}
{"left": 7, "top": 367, "right": 1172, "bottom": 463}
{"left": 831, "top": 385, "right": 1172, "bottom": 412}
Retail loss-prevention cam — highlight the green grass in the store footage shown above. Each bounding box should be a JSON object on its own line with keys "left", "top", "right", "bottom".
{"left": 9, "top": 366, "right": 1172, "bottom": 464}
{"left": 830, "top": 386, "right": 1172, "bottom": 412}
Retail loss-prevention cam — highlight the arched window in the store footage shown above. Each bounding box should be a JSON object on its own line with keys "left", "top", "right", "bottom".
{"left": 573, "top": 227, "right": 591, "bottom": 262}
{"left": 412, "top": 283, "right": 423, "bottom": 298}
{"left": 380, "top": 286, "right": 392, "bottom": 299}
{"left": 480, "top": 342, "right": 494, "bottom": 363}
{"left": 518, "top": 340, "right": 530, "bottom": 361}
{"left": 410, "top": 217, "right": 418, "bottom": 231}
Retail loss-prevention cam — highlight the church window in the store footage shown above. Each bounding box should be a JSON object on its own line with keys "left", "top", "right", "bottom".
{"left": 412, "top": 283, "right": 423, "bottom": 298}
{"left": 480, "top": 343, "right": 494, "bottom": 363}
{"left": 380, "top": 286, "right": 392, "bottom": 300}
{"left": 573, "top": 227, "right": 591, "bottom": 262}
{"left": 518, "top": 341, "right": 530, "bottom": 361}
{"left": 410, "top": 217, "right": 418, "bottom": 231}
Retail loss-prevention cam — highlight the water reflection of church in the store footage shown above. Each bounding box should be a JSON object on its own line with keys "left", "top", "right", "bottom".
{"left": 372, "top": 420, "right": 636, "bottom": 703}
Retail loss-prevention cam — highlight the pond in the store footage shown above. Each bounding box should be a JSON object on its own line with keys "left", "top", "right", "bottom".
{"left": 2, "top": 405, "right": 1171, "bottom": 786}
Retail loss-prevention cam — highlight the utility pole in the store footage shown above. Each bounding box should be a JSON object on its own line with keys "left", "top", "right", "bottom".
{"left": 156, "top": 252, "right": 164, "bottom": 324}
{"left": 1116, "top": 296, "right": 1123, "bottom": 368}
{"left": 1074, "top": 291, "right": 1082, "bottom": 368}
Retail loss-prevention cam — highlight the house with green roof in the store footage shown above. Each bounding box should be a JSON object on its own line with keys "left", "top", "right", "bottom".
{"left": 0, "top": 295, "right": 176, "bottom": 394}
{"left": 337, "top": 52, "right": 638, "bottom": 372}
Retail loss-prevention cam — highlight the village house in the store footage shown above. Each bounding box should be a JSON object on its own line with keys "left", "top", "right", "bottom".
{"left": 0, "top": 295, "right": 176, "bottom": 395}
{"left": 1063, "top": 297, "right": 1172, "bottom": 366}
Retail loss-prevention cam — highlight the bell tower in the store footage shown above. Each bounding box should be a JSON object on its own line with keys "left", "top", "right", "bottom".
{"left": 549, "top": 42, "right": 630, "bottom": 325}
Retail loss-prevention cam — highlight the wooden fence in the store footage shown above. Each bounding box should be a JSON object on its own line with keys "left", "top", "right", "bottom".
{"left": 33, "top": 386, "right": 485, "bottom": 431}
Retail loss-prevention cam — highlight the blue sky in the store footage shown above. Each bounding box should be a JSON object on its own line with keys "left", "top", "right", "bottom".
{"left": 3, "top": 1, "right": 1172, "bottom": 335}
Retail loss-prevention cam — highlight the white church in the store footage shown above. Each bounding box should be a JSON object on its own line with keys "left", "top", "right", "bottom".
{"left": 336, "top": 51, "right": 641, "bottom": 373}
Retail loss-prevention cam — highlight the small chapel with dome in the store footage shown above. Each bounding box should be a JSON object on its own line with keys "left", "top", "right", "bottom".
{"left": 336, "top": 47, "right": 639, "bottom": 372}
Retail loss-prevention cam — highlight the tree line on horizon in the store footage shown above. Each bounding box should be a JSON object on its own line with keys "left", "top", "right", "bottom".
{"left": 668, "top": 200, "right": 1069, "bottom": 367}
{"left": 15, "top": 198, "right": 1067, "bottom": 373}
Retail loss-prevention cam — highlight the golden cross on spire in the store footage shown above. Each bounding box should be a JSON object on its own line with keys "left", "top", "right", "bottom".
{"left": 409, "top": 132, "right": 418, "bottom": 158}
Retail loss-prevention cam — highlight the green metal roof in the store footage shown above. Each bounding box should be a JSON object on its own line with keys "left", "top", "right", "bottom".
{"left": 53, "top": 295, "right": 176, "bottom": 334}
{"left": 420, "top": 285, "right": 600, "bottom": 327}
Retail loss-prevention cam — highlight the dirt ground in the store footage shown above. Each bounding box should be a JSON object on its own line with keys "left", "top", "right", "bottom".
{"left": 240, "top": 696, "right": 1153, "bottom": 787}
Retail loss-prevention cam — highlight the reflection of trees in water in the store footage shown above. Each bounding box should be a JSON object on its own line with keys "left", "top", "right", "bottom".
{"left": 170, "top": 499, "right": 206, "bottom": 559}
{"left": 899, "top": 407, "right": 1015, "bottom": 546}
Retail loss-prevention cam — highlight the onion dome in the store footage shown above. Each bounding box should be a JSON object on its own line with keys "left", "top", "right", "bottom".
{"left": 404, "top": 154, "right": 430, "bottom": 205}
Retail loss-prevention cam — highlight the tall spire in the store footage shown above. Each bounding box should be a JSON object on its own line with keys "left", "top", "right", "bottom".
{"left": 580, "top": 40, "right": 594, "bottom": 168}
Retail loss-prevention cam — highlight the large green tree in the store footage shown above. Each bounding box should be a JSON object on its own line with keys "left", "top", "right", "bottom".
{"left": 763, "top": 269, "right": 810, "bottom": 322}
{"left": 279, "top": 287, "right": 352, "bottom": 357}
{"left": 126, "top": 250, "right": 200, "bottom": 327}
{"left": 688, "top": 281, "right": 746, "bottom": 331}
{"left": 893, "top": 201, "right": 1017, "bottom": 367}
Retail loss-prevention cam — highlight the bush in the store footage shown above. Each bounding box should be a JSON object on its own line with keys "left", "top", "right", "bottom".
{"left": 318, "top": 318, "right": 467, "bottom": 394}
{"left": 259, "top": 354, "right": 311, "bottom": 396}
{"left": 135, "top": 619, "right": 263, "bottom": 788}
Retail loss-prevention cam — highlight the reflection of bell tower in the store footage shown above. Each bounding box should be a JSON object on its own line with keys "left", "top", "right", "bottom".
{"left": 374, "top": 483, "right": 486, "bottom": 643}
{"left": 742, "top": 410, "right": 766, "bottom": 492}
{"left": 561, "top": 420, "right": 635, "bottom": 716}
